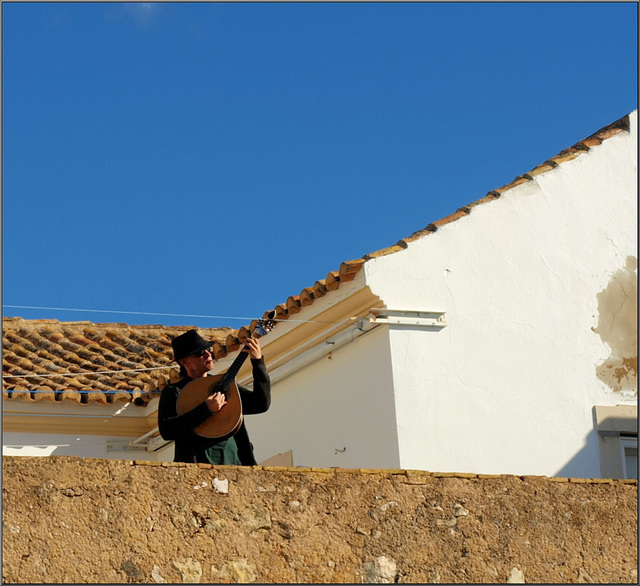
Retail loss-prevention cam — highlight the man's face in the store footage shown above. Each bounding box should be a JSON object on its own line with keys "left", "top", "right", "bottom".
{"left": 180, "top": 348, "right": 214, "bottom": 379}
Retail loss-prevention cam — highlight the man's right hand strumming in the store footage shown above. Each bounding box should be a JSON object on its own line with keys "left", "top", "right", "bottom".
{"left": 206, "top": 391, "right": 227, "bottom": 413}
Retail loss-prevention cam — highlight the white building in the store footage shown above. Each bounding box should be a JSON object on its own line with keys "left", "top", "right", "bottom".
{"left": 3, "top": 111, "right": 637, "bottom": 478}
{"left": 239, "top": 110, "right": 638, "bottom": 478}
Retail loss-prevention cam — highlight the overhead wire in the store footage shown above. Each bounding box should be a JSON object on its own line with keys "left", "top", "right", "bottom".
{"left": 3, "top": 304, "right": 257, "bottom": 322}
{"left": 3, "top": 366, "right": 173, "bottom": 379}
{"left": 2, "top": 304, "right": 348, "bottom": 325}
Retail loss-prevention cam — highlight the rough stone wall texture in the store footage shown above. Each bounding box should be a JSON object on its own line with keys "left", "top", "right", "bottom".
{"left": 2, "top": 456, "right": 637, "bottom": 584}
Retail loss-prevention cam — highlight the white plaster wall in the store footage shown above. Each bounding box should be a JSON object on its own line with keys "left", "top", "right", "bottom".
{"left": 2, "top": 432, "right": 174, "bottom": 462}
{"left": 246, "top": 325, "right": 400, "bottom": 469}
{"left": 365, "top": 113, "right": 637, "bottom": 477}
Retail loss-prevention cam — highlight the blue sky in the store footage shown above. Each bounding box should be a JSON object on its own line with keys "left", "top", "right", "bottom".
{"left": 2, "top": 2, "right": 637, "bottom": 329}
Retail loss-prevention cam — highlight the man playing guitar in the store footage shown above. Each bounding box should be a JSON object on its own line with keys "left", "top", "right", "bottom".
{"left": 158, "top": 329, "right": 271, "bottom": 465}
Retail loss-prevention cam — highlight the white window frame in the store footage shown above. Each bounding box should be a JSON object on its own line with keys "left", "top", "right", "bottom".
{"left": 619, "top": 436, "right": 638, "bottom": 480}
{"left": 594, "top": 404, "right": 637, "bottom": 480}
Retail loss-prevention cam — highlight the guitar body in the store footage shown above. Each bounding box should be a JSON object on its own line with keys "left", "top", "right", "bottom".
{"left": 176, "top": 374, "right": 244, "bottom": 439}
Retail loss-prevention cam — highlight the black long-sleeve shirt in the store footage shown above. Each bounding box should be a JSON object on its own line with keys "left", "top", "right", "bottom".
{"left": 158, "top": 358, "right": 271, "bottom": 464}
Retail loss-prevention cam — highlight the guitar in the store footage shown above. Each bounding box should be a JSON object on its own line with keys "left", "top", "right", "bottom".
{"left": 175, "top": 314, "right": 276, "bottom": 439}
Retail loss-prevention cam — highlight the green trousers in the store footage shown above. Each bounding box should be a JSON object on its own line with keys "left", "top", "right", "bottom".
{"left": 202, "top": 436, "right": 241, "bottom": 465}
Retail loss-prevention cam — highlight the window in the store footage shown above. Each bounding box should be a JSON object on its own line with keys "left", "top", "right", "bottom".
{"left": 620, "top": 436, "right": 638, "bottom": 480}
{"left": 595, "top": 405, "right": 637, "bottom": 480}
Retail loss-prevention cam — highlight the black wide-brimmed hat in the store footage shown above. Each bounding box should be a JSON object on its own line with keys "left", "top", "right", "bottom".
{"left": 171, "top": 330, "right": 213, "bottom": 362}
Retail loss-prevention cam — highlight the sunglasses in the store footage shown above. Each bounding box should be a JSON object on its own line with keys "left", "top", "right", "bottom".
{"left": 196, "top": 347, "right": 212, "bottom": 358}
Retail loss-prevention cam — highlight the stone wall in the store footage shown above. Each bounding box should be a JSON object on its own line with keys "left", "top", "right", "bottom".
{"left": 2, "top": 456, "right": 637, "bottom": 584}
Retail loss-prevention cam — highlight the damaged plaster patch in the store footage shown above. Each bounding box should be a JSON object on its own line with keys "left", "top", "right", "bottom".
{"left": 592, "top": 256, "right": 637, "bottom": 394}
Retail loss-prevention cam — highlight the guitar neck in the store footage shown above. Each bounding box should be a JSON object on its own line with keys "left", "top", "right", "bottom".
{"left": 216, "top": 334, "right": 265, "bottom": 394}
{"left": 212, "top": 312, "right": 276, "bottom": 396}
{"left": 218, "top": 351, "right": 249, "bottom": 392}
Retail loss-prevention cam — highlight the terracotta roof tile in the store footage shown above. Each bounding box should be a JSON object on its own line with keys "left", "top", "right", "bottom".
{"left": 31, "top": 389, "right": 56, "bottom": 402}
{"left": 2, "top": 318, "right": 232, "bottom": 405}
{"left": 300, "top": 287, "right": 315, "bottom": 307}
{"left": 273, "top": 304, "right": 288, "bottom": 320}
{"left": 225, "top": 333, "right": 242, "bottom": 353}
{"left": 312, "top": 279, "right": 328, "bottom": 299}
{"left": 430, "top": 208, "right": 472, "bottom": 230}
{"left": 286, "top": 295, "right": 302, "bottom": 315}
{"left": 211, "top": 340, "right": 230, "bottom": 360}
{"left": 339, "top": 259, "right": 366, "bottom": 279}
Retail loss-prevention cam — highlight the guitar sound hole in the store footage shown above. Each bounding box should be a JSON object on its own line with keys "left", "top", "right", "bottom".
{"left": 210, "top": 385, "right": 226, "bottom": 398}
